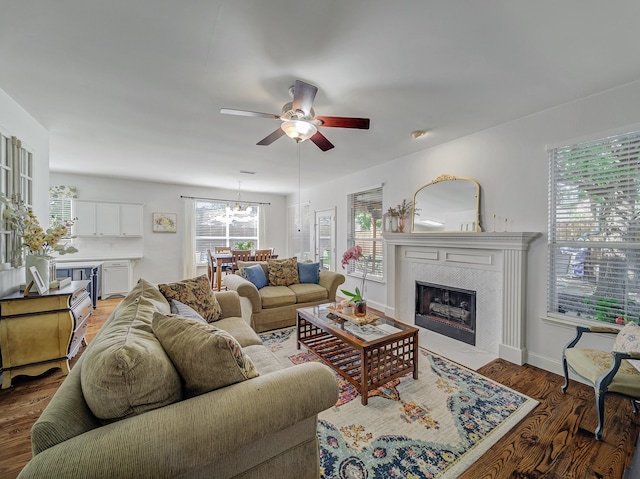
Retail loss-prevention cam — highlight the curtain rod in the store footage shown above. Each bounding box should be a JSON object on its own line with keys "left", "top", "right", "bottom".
{"left": 180, "top": 195, "right": 271, "bottom": 206}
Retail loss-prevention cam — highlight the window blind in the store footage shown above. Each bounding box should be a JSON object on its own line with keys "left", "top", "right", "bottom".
{"left": 49, "top": 185, "right": 77, "bottom": 229}
{"left": 548, "top": 130, "right": 640, "bottom": 324}
{"left": 347, "top": 186, "right": 384, "bottom": 279}
{"left": 194, "top": 200, "right": 259, "bottom": 264}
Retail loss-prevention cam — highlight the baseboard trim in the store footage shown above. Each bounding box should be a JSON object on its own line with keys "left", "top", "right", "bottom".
{"left": 526, "top": 352, "right": 589, "bottom": 386}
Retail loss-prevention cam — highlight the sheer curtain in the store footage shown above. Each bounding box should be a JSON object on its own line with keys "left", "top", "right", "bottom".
{"left": 182, "top": 197, "right": 196, "bottom": 279}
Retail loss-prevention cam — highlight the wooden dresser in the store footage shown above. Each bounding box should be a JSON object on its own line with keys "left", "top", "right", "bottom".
{"left": 0, "top": 280, "right": 92, "bottom": 389}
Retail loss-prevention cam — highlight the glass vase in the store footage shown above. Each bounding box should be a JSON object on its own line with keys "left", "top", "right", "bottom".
{"left": 10, "top": 230, "right": 23, "bottom": 268}
{"left": 398, "top": 216, "right": 407, "bottom": 233}
{"left": 354, "top": 300, "right": 367, "bottom": 317}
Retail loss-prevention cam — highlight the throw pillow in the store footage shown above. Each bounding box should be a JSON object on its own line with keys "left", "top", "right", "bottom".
{"left": 614, "top": 322, "right": 640, "bottom": 353}
{"left": 152, "top": 312, "right": 259, "bottom": 398}
{"left": 267, "top": 257, "right": 299, "bottom": 286}
{"left": 242, "top": 263, "right": 268, "bottom": 289}
{"left": 170, "top": 299, "right": 208, "bottom": 324}
{"left": 81, "top": 278, "right": 181, "bottom": 422}
{"left": 298, "top": 262, "right": 320, "bottom": 284}
{"left": 158, "top": 274, "right": 222, "bottom": 322}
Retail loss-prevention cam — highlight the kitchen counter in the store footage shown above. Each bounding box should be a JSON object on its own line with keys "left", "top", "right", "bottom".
{"left": 56, "top": 261, "right": 104, "bottom": 269}
{"left": 54, "top": 263, "right": 102, "bottom": 308}
{"left": 54, "top": 258, "right": 140, "bottom": 301}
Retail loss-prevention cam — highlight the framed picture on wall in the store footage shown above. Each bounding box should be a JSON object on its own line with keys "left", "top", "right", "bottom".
{"left": 152, "top": 213, "right": 177, "bottom": 233}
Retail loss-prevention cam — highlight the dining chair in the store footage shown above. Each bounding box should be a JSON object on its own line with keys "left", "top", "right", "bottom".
{"left": 214, "top": 246, "right": 233, "bottom": 274}
{"left": 562, "top": 322, "right": 640, "bottom": 440}
{"left": 206, "top": 249, "right": 216, "bottom": 288}
{"left": 253, "top": 249, "right": 272, "bottom": 262}
{"left": 231, "top": 250, "right": 253, "bottom": 273}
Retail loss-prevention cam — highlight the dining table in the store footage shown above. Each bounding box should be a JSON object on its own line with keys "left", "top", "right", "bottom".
{"left": 212, "top": 253, "right": 278, "bottom": 291}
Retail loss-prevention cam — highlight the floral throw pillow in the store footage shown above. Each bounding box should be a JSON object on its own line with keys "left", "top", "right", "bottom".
{"left": 614, "top": 322, "right": 640, "bottom": 353}
{"left": 267, "top": 257, "right": 299, "bottom": 286}
{"left": 158, "top": 275, "right": 222, "bottom": 322}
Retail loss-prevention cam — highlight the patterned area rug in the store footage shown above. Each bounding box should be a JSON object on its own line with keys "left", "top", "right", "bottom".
{"left": 261, "top": 327, "right": 538, "bottom": 479}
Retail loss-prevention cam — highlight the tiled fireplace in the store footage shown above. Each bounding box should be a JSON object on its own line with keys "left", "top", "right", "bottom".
{"left": 383, "top": 232, "right": 539, "bottom": 365}
{"left": 415, "top": 281, "right": 477, "bottom": 346}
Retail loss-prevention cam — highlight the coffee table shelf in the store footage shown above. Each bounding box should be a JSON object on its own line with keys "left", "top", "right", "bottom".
{"left": 297, "top": 305, "right": 418, "bottom": 405}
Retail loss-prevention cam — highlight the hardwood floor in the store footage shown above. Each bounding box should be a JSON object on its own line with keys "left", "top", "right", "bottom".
{"left": 0, "top": 298, "right": 638, "bottom": 479}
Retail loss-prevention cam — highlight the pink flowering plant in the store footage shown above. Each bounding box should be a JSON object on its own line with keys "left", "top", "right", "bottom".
{"left": 340, "top": 245, "right": 369, "bottom": 304}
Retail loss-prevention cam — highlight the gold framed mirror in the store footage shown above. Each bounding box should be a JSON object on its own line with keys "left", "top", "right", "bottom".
{"left": 411, "top": 174, "right": 481, "bottom": 233}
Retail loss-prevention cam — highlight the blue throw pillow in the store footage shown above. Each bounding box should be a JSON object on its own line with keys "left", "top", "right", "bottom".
{"left": 298, "top": 262, "right": 320, "bottom": 284}
{"left": 243, "top": 264, "right": 268, "bottom": 289}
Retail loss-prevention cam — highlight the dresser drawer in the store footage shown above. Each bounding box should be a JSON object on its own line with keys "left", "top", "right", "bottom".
{"left": 71, "top": 294, "right": 92, "bottom": 327}
{"left": 69, "top": 319, "right": 89, "bottom": 357}
{"left": 70, "top": 288, "right": 90, "bottom": 307}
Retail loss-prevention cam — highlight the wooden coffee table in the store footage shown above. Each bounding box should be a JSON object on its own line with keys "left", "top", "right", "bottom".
{"left": 296, "top": 305, "right": 418, "bottom": 405}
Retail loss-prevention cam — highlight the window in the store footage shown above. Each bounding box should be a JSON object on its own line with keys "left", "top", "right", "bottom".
{"left": 0, "top": 133, "right": 33, "bottom": 267}
{"left": 194, "top": 200, "right": 259, "bottom": 264}
{"left": 347, "top": 186, "right": 383, "bottom": 280}
{"left": 548, "top": 130, "right": 640, "bottom": 325}
{"left": 49, "top": 185, "right": 77, "bottom": 227}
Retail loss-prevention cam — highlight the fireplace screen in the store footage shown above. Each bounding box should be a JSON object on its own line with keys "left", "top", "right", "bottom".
{"left": 415, "top": 281, "right": 476, "bottom": 345}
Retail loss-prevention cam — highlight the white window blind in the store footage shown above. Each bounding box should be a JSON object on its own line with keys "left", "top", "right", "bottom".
{"left": 49, "top": 185, "right": 77, "bottom": 227}
{"left": 347, "top": 186, "right": 383, "bottom": 279}
{"left": 194, "top": 200, "right": 259, "bottom": 264}
{"left": 548, "top": 130, "right": 640, "bottom": 325}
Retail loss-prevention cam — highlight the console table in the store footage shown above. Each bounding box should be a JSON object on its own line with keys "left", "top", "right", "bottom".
{"left": 0, "top": 281, "right": 92, "bottom": 389}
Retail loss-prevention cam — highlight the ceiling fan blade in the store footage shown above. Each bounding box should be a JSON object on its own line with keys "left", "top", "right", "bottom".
{"left": 316, "top": 116, "right": 370, "bottom": 129}
{"left": 257, "top": 128, "right": 286, "bottom": 146}
{"left": 309, "top": 131, "right": 335, "bottom": 151}
{"left": 292, "top": 80, "right": 317, "bottom": 116}
{"left": 220, "top": 108, "right": 281, "bottom": 120}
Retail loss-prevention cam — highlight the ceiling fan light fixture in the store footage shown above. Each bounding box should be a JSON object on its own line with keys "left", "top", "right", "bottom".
{"left": 281, "top": 120, "right": 317, "bottom": 142}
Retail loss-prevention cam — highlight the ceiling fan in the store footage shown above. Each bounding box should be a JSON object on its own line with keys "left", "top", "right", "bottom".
{"left": 220, "top": 80, "right": 370, "bottom": 151}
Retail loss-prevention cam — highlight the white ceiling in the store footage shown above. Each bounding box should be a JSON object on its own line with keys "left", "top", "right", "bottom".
{"left": 1, "top": 1, "right": 639, "bottom": 195}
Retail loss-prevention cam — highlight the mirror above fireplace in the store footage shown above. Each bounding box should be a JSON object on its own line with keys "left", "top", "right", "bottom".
{"left": 411, "top": 174, "right": 481, "bottom": 233}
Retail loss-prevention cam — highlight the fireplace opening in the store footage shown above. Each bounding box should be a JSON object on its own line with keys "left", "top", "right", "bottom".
{"left": 415, "top": 281, "right": 476, "bottom": 345}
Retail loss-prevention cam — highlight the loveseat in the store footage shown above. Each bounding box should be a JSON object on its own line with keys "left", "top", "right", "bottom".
{"left": 18, "top": 276, "right": 338, "bottom": 479}
{"left": 222, "top": 258, "right": 345, "bottom": 333}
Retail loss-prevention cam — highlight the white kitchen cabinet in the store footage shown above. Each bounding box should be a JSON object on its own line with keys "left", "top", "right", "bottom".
{"left": 73, "top": 201, "right": 97, "bottom": 236}
{"left": 102, "top": 260, "right": 131, "bottom": 298}
{"left": 73, "top": 201, "right": 143, "bottom": 237}
{"left": 120, "top": 204, "right": 143, "bottom": 236}
{"left": 97, "top": 203, "right": 120, "bottom": 236}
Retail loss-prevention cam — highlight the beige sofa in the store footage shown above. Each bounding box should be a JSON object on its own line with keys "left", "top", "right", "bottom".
{"left": 18, "top": 278, "right": 338, "bottom": 479}
{"left": 223, "top": 261, "right": 345, "bottom": 333}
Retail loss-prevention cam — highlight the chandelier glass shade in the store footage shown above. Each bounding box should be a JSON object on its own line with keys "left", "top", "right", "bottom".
{"left": 280, "top": 119, "right": 317, "bottom": 142}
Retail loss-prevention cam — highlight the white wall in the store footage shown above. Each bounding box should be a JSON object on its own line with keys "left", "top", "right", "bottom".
{"left": 0, "top": 88, "right": 50, "bottom": 296}
{"left": 50, "top": 173, "right": 287, "bottom": 284}
{"left": 291, "top": 79, "right": 640, "bottom": 375}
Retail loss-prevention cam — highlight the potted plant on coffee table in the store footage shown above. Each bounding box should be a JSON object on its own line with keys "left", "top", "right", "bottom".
{"left": 340, "top": 245, "right": 369, "bottom": 317}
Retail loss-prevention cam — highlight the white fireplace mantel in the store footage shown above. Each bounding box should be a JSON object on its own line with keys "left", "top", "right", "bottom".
{"left": 383, "top": 232, "right": 541, "bottom": 365}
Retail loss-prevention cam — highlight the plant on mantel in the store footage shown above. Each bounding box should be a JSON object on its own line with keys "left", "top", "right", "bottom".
{"left": 387, "top": 198, "right": 414, "bottom": 233}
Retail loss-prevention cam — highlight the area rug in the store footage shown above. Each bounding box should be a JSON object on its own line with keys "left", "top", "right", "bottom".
{"left": 260, "top": 327, "right": 538, "bottom": 479}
